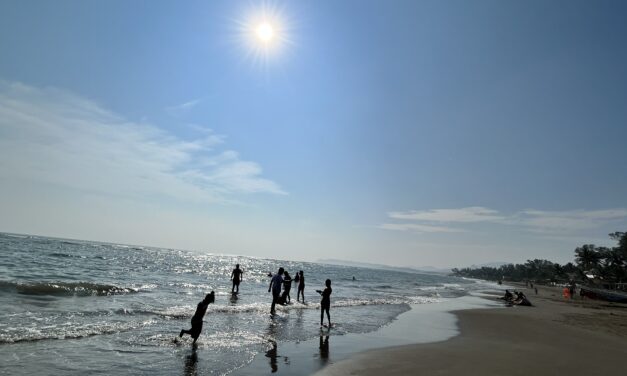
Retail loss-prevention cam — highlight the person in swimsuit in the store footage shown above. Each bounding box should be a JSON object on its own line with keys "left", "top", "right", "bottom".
{"left": 268, "top": 267, "right": 284, "bottom": 314}
{"left": 316, "top": 279, "right": 332, "bottom": 326}
{"left": 297, "top": 270, "right": 305, "bottom": 303}
{"left": 179, "top": 291, "right": 215, "bottom": 344}
{"left": 231, "top": 264, "right": 243, "bottom": 293}
{"left": 282, "top": 271, "right": 292, "bottom": 304}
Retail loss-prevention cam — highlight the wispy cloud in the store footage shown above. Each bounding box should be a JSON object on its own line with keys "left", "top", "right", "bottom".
{"left": 388, "top": 207, "right": 505, "bottom": 223}
{"left": 381, "top": 206, "right": 627, "bottom": 234}
{"left": 165, "top": 98, "right": 202, "bottom": 116}
{"left": 0, "top": 82, "right": 285, "bottom": 203}
{"left": 513, "top": 209, "right": 627, "bottom": 233}
{"left": 379, "top": 223, "right": 464, "bottom": 233}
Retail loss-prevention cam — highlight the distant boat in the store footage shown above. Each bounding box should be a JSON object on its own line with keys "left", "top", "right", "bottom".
{"left": 580, "top": 286, "right": 627, "bottom": 304}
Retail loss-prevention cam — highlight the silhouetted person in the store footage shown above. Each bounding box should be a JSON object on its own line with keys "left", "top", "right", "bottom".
{"left": 231, "top": 264, "right": 243, "bottom": 293}
{"left": 297, "top": 270, "right": 305, "bottom": 303}
{"left": 317, "top": 279, "right": 332, "bottom": 326}
{"left": 268, "top": 267, "right": 284, "bottom": 314}
{"left": 180, "top": 291, "right": 215, "bottom": 344}
{"left": 282, "top": 271, "right": 292, "bottom": 304}
{"left": 501, "top": 289, "right": 513, "bottom": 302}
{"left": 535, "top": 287, "right": 538, "bottom": 295}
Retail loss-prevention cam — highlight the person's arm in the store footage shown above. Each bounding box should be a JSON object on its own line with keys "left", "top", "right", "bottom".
{"left": 268, "top": 278, "right": 273, "bottom": 292}
{"left": 241, "top": 270, "right": 243, "bottom": 281}
{"left": 231, "top": 270, "right": 234, "bottom": 280}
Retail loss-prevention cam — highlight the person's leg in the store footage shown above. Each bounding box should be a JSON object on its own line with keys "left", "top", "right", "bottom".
{"left": 320, "top": 308, "right": 324, "bottom": 325}
{"left": 326, "top": 308, "right": 331, "bottom": 326}
{"left": 271, "top": 294, "right": 277, "bottom": 313}
{"left": 180, "top": 329, "right": 191, "bottom": 337}
{"left": 232, "top": 281, "right": 235, "bottom": 293}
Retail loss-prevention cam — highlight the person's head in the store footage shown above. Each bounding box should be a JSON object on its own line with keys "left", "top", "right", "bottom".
{"left": 299, "top": 270, "right": 303, "bottom": 276}
{"left": 236, "top": 264, "right": 239, "bottom": 268}
{"left": 204, "top": 291, "right": 215, "bottom": 304}
{"left": 325, "top": 279, "right": 331, "bottom": 288}
{"left": 284, "top": 271, "right": 289, "bottom": 277}
{"left": 278, "top": 267, "right": 284, "bottom": 274}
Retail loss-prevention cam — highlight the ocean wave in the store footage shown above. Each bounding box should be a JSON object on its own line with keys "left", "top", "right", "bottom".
{"left": 0, "top": 319, "right": 156, "bottom": 344}
{"left": 0, "top": 280, "right": 150, "bottom": 296}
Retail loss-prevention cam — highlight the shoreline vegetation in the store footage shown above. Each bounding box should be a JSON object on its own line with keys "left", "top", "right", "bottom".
{"left": 451, "top": 231, "right": 627, "bottom": 291}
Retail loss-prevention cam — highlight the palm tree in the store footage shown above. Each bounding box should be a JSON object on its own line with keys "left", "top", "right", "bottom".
{"left": 574, "top": 244, "right": 602, "bottom": 273}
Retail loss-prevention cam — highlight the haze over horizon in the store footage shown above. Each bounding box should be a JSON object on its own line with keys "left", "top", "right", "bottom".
{"left": 1, "top": 1, "right": 626, "bottom": 268}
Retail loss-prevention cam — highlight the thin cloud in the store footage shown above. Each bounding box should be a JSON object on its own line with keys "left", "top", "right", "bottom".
{"left": 379, "top": 223, "right": 465, "bottom": 233}
{"left": 381, "top": 206, "right": 627, "bottom": 235}
{"left": 515, "top": 209, "right": 627, "bottom": 233}
{"left": 388, "top": 207, "right": 505, "bottom": 223}
{"left": 0, "top": 82, "right": 285, "bottom": 203}
{"left": 165, "top": 98, "right": 202, "bottom": 116}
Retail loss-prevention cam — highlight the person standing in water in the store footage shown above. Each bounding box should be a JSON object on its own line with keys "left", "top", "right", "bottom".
{"left": 297, "top": 270, "right": 305, "bottom": 303}
{"left": 231, "top": 264, "right": 243, "bottom": 293}
{"left": 282, "top": 271, "right": 292, "bottom": 304}
{"left": 179, "top": 291, "right": 215, "bottom": 344}
{"left": 316, "top": 279, "right": 332, "bottom": 327}
{"left": 268, "top": 267, "right": 284, "bottom": 314}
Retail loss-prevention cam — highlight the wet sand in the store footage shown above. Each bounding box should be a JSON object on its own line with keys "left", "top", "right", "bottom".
{"left": 317, "top": 284, "right": 627, "bottom": 376}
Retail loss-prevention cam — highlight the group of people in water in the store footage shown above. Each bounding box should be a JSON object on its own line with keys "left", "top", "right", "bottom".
{"left": 179, "top": 264, "right": 332, "bottom": 344}
{"left": 500, "top": 289, "right": 532, "bottom": 306}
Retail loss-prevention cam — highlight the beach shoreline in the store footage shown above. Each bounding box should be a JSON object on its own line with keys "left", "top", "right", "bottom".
{"left": 316, "top": 283, "right": 627, "bottom": 376}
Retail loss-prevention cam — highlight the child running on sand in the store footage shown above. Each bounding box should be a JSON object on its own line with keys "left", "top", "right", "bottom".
{"left": 179, "top": 291, "right": 215, "bottom": 344}
{"left": 316, "top": 279, "right": 332, "bottom": 327}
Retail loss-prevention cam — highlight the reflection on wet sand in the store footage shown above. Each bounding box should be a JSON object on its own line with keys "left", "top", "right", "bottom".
{"left": 183, "top": 345, "right": 198, "bottom": 376}
{"left": 319, "top": 335, "right": 329, "bottom": 363}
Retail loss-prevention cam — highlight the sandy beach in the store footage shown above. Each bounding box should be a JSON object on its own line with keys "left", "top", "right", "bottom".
{"left": 317, "top": 284, "right": 627, "bottom": 376}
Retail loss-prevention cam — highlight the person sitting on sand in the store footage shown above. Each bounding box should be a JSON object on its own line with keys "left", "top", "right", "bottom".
{"left": 297, "top": 270, "right": 305, "bottom": 303}
{"left": 512, "top": 291, "right": 532, "bottom": 306}
{"left": 268, "top": 267, "right": 284, "bottom": 314}
{"left": 501, "top": 289, "right": 514, "bottom": 301}
{"left": 231, "top": 264, "right": 243, "bottom": 293}
{"left": 282, "top": 271, "right": 292, "bottom": 304}
{"left": 316, "top": 279, "right": 332, "bottom": 327}
{"left": 179, "top": 291, "right": 215, "bottom": 344}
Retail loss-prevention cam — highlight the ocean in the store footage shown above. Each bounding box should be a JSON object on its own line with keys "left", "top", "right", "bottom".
{"left": 0, "top": 232, "right": 480, "bottom": 375}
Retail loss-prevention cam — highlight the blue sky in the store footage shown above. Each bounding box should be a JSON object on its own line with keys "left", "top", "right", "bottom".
{"left": 1, "top": 0, "right": 626, "bottom": 268}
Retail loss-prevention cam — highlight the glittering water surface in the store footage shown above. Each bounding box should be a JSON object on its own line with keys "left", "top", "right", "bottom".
{"left": 0, "top": 233, "right": 475, "bottom": 375}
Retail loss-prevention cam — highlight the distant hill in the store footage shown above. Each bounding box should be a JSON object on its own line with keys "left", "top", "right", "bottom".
{"left": 468, "top": 262, "right": 509, "bottom": 269}
{"left": 316, "top": 258, "right": 450, "bottom": 275}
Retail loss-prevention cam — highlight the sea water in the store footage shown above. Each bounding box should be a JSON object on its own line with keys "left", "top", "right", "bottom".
{"left": 0, "top": 232, "right": 480, "bottom": 375}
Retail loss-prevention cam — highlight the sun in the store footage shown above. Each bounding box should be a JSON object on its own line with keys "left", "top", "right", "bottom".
{"left": 256, "top": 22, "right": 274, "bottom": 43}
{"left": 232, "top": 2, "right": 294, "bottom": 68}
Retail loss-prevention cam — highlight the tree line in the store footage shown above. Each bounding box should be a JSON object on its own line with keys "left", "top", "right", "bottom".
{"left": 451, "top": 231, "right": 627, "bottom": 285}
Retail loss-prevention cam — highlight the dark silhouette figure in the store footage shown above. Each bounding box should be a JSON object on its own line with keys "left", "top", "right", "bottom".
{"left": 268, "top": 267, "right": 284, "bottom": 314}
{"left": 501, "top": 289, "right": 514, "bottom": 302}
{"left": 319, "top": 335, "right": 330, "bottom": 362}
{"left": 297, "top": 270, "right": 305, "bottom": 303}
{"left": 231, "top": 264, "right": 243, "bottom": 293}
{"left": 282, "top": 271, "right": 292, "bottom": 304}
{"left": 535, "top": 287, "right": 538, "bottom": 295}
{"left": 179, "top": 291, "right": 215, "bottom": 344}
{"left": 316, "top": 279, "right": 332, "bottom": 326}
